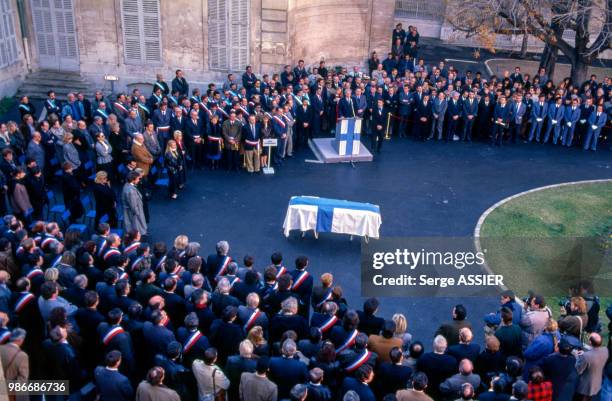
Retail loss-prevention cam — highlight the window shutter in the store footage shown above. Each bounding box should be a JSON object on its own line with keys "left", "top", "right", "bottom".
{"left": 229, "top": 0, "right": 248, "bottom": 71}
{"left": 142, "top": 0, "right": 161, "bottom": 63}
{"left": 0, "top": 0, "right": 18, "bottom": 67}
{"left": 54, "top": 0, "right": 77, "bottom": 58}
{"left": 208, "top": 0, "right": 228, "bottom": 70}
{"left": 121, "top": 0, "right": 160, "bottom": 64}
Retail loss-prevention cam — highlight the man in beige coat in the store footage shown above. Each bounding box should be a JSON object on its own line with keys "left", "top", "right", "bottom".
{"left": 396, "top": 372, "right": 433, "bottom": 401}
{"left": 131, "top": 133, "right": 154, "bottom": 177}
{"left": 0, "top": 328, "right": 29, "bottom": 401}
{"left": 240, "top": 357, "right": 278, "bottom": 401}
{"left": 575, "top": 333, "right": 608, "bottom": 401}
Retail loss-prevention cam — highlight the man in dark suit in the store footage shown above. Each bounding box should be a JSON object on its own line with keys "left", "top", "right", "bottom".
{"left": 171, "top": 69, "right": 189, "bottom": 97}
{"left": 269, "top": 296, "right": 309, "bottom": 343}
{"left": 413, "top": 94, "right": 432, "bottom": 141}
{"left": 162, "top": 277, "right": 186, "bottom": 328}
{"left": 176, "top": 312, "right": 210, "bottom": 368}
{"left": 447, "top": 327, "right": 480, "bottom": 363}
{"left": 185, "top": 109, "right": 204, "bottom": 168}
{"left": 461, "top": 91, "right": 478, "bottom": 142}
{"left": 416, "top": 335, "right": 458, "bottom": 399}
{"left": 98, "top": 308, "right": 136, "bottom": 379}
{"left": 528, "top": 94, "right": 548, "bottom": 142}
{"left": 268, "top": 339, "right": 309, "bottom": 399}
{"left": 142, "top": 309, "right": 176, "bottom": 360}
{"left": 371, "top": 98, "right": 388, "bottom": 154}
{"left": 208, "top": 305, "right": 244, "bottom": 365}
{"left": 225, "top": 339, "right": 258, "bottom": 401}
{"left": 242, "top": 65, "right": 257, "bottom": 92}
{"left": 94, "top": 350, "right": 134, "bottom": 401}
{"left": 295, "top": 99, "right": 314, "bottom": 150}
{"left": 357, "top": 297, "right": 385, "bottom": 336}
{"left": 42, "top": 326, "right": 85, "bottom": 395}
{"left": 311, "top": 87, "right": 325, "bottom": 137}
{"left": 446, "top": 92, "right": 462, "bottom": 141}
{"left": 341, "top": 364, "right": 376, "bottom": 401}
{"left": 75, "top": 290, "right": 105, "bottom": 372}
{"left": 491, "top": 96, "right": 511, "bottom": 146}
{"left": 398, "top": 85, "right": 412, "bottom": 138}
{"left": 306, "top": 367, "right": 333, "bottom": 401}
{"left": 338, "top": 89, "right": 357, "bottom": 119}
{"left": 375, "top": 347, "right": 413, "bottom": 398}
{"left": 289, "top": 255, "right": 313, "bottom": 318}
{"left": 509, "top": 93, "right": 527, "bottom": 143}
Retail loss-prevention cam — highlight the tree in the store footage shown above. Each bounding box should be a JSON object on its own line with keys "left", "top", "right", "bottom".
{"left": 447, "top": 0, "right": 611, "bottom": 84}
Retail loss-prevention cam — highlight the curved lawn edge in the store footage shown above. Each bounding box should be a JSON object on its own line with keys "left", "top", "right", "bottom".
{"left": 473, "top": 178, "right": 612, "bottom": 292}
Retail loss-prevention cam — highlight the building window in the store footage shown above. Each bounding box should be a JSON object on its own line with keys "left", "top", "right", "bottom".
{"left": 394, "top": 0, "right": 444, "bottom": 22}
{"left": 121, "top": 0, "right": 162, "bottom": 64}
{"left": 0, "top": 0, "right": 18, "bottom": 68}
{"left": 208, "top": 0, "right": 249, "bottom": 71}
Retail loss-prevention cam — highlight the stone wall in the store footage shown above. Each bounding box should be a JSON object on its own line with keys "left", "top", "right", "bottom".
{"left": 0, "top": 0, "right": 27, "bottom": 97}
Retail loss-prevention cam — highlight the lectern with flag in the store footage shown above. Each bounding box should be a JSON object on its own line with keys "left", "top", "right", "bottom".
{"left": 334, "top": 118, "right": 362, "bottom": 156}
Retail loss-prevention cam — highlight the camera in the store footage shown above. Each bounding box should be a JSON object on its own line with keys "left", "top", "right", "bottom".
{"left": 558, "top": 297, "right": 571, "bottom": 310}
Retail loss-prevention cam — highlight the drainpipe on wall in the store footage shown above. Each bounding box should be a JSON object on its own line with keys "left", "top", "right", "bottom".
{"left": 16, "top": 0, "right": 32, "bottom": 72}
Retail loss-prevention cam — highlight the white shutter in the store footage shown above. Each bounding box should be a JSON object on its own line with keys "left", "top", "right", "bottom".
{"left": 208, "top": 0, "right": 228, "bottom": 70}
{"left": 0, "top": 0, "right": 18, "bottom": 67}
{"left": 229, "top": 0, "right": 248, "bottom": 71}
{"left": 121, "top": 0, "right": 161, "bottom": 64}
{"left": 54, "top": 0, "right": 77, "bottom": 58}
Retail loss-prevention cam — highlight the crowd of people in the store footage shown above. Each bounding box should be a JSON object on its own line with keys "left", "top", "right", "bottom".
{"left": 0, "top": 22, "right": 609, "bottom": 401}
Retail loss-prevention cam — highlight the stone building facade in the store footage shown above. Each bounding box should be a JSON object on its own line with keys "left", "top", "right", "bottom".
{"left": 0, "top": 0, "right": 608, "bottom": 98}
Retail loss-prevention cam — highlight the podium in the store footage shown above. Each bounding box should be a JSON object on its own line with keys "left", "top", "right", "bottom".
{"left": 334, "top": 118, "right": 362, "bottom": 156}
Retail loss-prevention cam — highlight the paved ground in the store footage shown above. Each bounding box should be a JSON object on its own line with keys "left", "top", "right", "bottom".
{"left": 147, "top": 137, "right": 612, "bottom": 345}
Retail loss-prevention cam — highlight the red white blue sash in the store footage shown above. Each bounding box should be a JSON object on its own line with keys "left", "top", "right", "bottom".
{"left": 208, "top": 136, "right": 222, "bottom": 142}
{"left": 200, "top": 102, "right": 213, "bottom": 116}
{"left": 218, "top": 107, "right": 229, "bottom": 118}
{"left": 114, "top": 102, "right": 128, "bottom": 113}
{"left": 318, "top": 315, "right": 338, "bottom": 333}
{"left": 14, "top": 292, "right": 35, "bottom": 312}
{"left": 156, "top": 255, "right": 167, "bottom": 271}
{"left": 244, "top": 308, "right": 261, "bottom": 331}
{"left": 229, "top": 277, "right": 240, "bottom": 288}
{"left": 292, "top": 271, "right": 310, "bottom": 290}
{"left": 97, "top": 238, "right": 107, "bottom": 256}
{"left": 131, "top": 256, "right": 144, "bottom": 271}
{"left": 183, "top": 330, "right": 203, "bottom": 354}
{"left": 315, "top": 288, "right": 333, "bottom": 308}
{"left": 336, "top": 329, "right": 358, "bottom": 353}
{"left": 41, "top": 237, "right": 58, "bottom": 249}
{"left": 273, "top": 115, "right": 286, "bottom": 128}
{"left": 345, "top": 350, "right": 371, "bottom": 372}
{"left": 276, "top": 265, "right": 287, "bottom": 278}
{"left": 104, "top": 248, "right": 121, "bottom": 261}
{"left": 216, "top": 256, "right": 231, "bottom": 277}
{"left": 26, "top": 269, "right": 43, "bottom": 280}
{"left": 0, "top": 330, "right": 10, "bottom": 344}
{"left": 116, "top": 269, "right": 128, "bottom": 281}
{"left": 124, "top": 242, "right": 140, "bottom": 255}
{"left": 103, "top": 326, "right": 124, "bottom": 346}
{"left": 161, "top": 315, "right": 170, "bottom": 326}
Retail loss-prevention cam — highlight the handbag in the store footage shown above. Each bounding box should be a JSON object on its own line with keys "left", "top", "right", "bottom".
{"left": 212, "top": 367, "right": 226, "bottom": 401}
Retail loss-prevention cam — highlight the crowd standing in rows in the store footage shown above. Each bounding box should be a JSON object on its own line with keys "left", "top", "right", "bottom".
{"left": 0, "top": 22, "right": 609, "bottom": 401}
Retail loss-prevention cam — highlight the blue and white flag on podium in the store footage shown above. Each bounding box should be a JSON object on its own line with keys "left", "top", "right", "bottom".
{"left": 334, "top": 118, "right": 362, "bottom": 156}
{"left": 283, "top": 196, "right": 381, "bottom": 238}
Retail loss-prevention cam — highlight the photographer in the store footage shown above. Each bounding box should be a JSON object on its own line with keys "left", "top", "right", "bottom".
{"left": 558, "top": 296, "right": 589, "bottom": 343}
{"left": 571, "top": 281, "right": 601, "bottom": 334}
{"left": 520, "top": 294, "right": 552, "bottom": 348}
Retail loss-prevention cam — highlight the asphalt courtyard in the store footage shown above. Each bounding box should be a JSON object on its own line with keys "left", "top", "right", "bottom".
{"left": 147, "top": 137, "right": 612, "bottom": 344}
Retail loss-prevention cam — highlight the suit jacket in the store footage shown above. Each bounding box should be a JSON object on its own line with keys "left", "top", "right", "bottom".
{"left": 225, "top": 355, "right": 257, "bottom": 400}
{"left": 152, "top": 109, "right": 172, "bottom": 129}
{"left": 0, "top": 343, "right": 28, "bottom": 381}
{"left": 341, "top": 377, "right": 375, "bottom": 401}
{"left": 142, "top": 322, "right": 176, "bottom": 357}
{"left": 575, "top": 346, "right": 608, "bottom": 396}
{"left": 432, "top": 98, "right": 447, "bottom": 119}
{"left": 548, "top": 104, "right": 565, "bottom": 122}
{"left": 563, "top": 106, "right": 581, "bottom": 127}
{"left": 338, "top": 97, "right": 357, "bottom": 118}
{"left": 372, "top": 107, "right": 388, "bottom": 131}
{"left": 131, "top": 142, "right": 153, "bottom": 176}
{"left": 415, "top": 352, "right": 457, "bottom": 398}
{"left": 353, "top": 95, "right": 367, "bottom": 118}
{"left": 447, "top": 99, "right": 462, "bottom": 119}
{"left": 185, "top": 118, "right": 204, "bottom": 142}
{"left": 462, "top": 99, "right": 479, "bottom": 119}
{"left": 493, "top": 104, "right": 510, "bottom": 124}
{"left": 269, "top": 314, "right": 308, "bottom": 344}
{"left": 588, "top": 111, "right": 607, "bottom": 132}
{"left": 94, "top": 366, "right": 134, "bottom": 401}
{"left": 531, "top": 101, "right": 548, "bottom": 121}
{"left": 368, "top": 335, "right": 402, "bottom": 363}
{"left": 447, "top": 343, "right": 480, "bottom": 363}
{"left": 242, "top": 122, "right": 261, "bottom": 151}
{"left": 98, "top": 322, "right": 136, "bottom": 376}
{"left": 269, "top": 356, "right": 309, "bottom": 399}
{"left": 171, "top": 77, "right": 189, "bottom": 96}
{"left": 143, "top": 131, "right": 161, "bottom": 157}
{"left": 376, "top": 362, "right": 412, "bottom": 397}
{"left": 396, "top": 389, "right": 434, "bottom": 401}
{"left": 125, "top": 117, "right": 143, "bottom": 136}
{"left": 222, "top": 120, "right": 242, "bottom": 148}
{"left": 239, "top": 372, "right": 278, "bottom": 401}
{"left": 357, "top": 311, "right": 385, "bottom": 336}
{"left": 170, "top": 116, "right": 186, "bottom": 135}
{"left": 135, "top": 381, "right": 181, "bottom": 401}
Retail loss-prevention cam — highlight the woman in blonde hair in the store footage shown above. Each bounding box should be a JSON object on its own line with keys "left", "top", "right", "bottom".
{"left": 164, "top": 139, "right": 183, "bottom": 199}
{"left": 247, "top": 325, "right": 269, "bottom": 356}
{"left": 523, "top": 318, "right": 560, "bottom": 380}
{"left": 170, "top": 235, "right": 189, "bottom": 260}
{"left": 92, "top": 170, "right": 117, "bottom": 227}
{"left": 392, "top": 313, "right": 413, "bottom": 350}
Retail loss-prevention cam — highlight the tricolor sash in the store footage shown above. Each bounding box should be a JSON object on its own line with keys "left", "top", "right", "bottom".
{"left": 155, "top": 255, "right": 167, "bottom": 271}
{"left": 183, "top": 330, "right": 203, "bottom": 354}
{"left": 26, "top": 269, "right": 43, "bottom": 280}
{"left": 292, "top": 271, "right": 310, "bottom": 290}
{"left": 218, "top": 107, "right": 229, "bottom": 118}
{"left": 104, "top": 248, "right": 121, "bottom": 261}
{"left": 336, "top": 329, "right": 358, "bottom": 353}
{"left": 239, "top": 106, "right": 250, "bottom": 116}
{"left": 14, "top": 292, "right": 35, "bottom": 312}
{"left": 318, "top": 315, "right": 338, "bottom": 333}
{"left": 315, "top": 288, "right": 333, "bottom": 308}
{"left": 161, "top": 315, "right": 170, "bottom": 326}
{"left": 216, "top": 256, "right": 231, "bottom": 278}
{"left": 273, "top": 115, "right": 286, "bottom": 128}
{"left": 124, "top": 242, "right": 140, "bottom": 255}
{"left": 116, "top": 269, "right": 128, "bottom": 281}
{"left": 50, "top": 255, "right": 62, "bottom": 268}
{"left": 208, "top": 136, "right": 222, "bottom": 142}
{"left": 157, "top": 125, "right": 170, "bottom": 131}
{"left": 244, "top": 308, "right": 262, "bottom": 331}
{"left": 0, "top": 330, "right": 10, "bottom": 344}
{"left": 41, "top": 237, "right": 58, "bottom": 249}
{"left": 200, "top": 102, "right": 213, "bottom": 116}
{"left": 114, "top": 102, "right": 128, "bottom": 114}
{"left": 131, "top": 256, "right": 144, "bottom": 271}
{"left": 103, "top": 326, "right": 124, "bottom": 346}
{"left": 275, "top": 265, "right": 287, "bottom": 278}
{"left": 97, "top": 238, "right": 107, "bottom": 256}
{"left": 229, "top": 277, "right": 240, "bottom": 288}
{"left": 345, "top": 350, "right": 371, "bottom": 372}
{"left": 245, "top": 139, "right": 259, "bottom": 150}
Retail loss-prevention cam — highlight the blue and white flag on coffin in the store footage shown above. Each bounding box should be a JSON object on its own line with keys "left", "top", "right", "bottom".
{"left": 283, "top": 196, "right": 381, "bottom": 238}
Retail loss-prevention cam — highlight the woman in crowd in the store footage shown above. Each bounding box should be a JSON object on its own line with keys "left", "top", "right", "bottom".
{"left": 259, "top": 113, "right": 273, "bottom": 168}
{"left": 94, "top": 131, "right": 113, "bottom": 176}
{"left": 92, "top": 171, "right": 117, "bottom": 227}
{"left": 9, "top": 167, "right": 32, "bottom": 223}
{"left": 206, "top": 115, "right": 223, "bottom": 170}
{"left": 164, "top": 139, "right": 184, "bottom": 200}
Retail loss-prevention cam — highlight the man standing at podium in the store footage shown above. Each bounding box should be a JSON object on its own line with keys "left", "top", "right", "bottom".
{"left": 371, "top": 98, "right": 388, "bottom": 155}
{"left": 338, "top": 89, "right": 356, "bottom": 119}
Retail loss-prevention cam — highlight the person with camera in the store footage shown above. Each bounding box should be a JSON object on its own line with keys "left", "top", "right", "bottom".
{"left": 558, "top": 296, "right": 589, "bottom": 347}
{"left": 520, "top": 294, "right": 552, "bottom": 349}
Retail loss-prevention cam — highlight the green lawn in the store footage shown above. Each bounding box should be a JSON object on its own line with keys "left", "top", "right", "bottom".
{"left": 479, "top": 181, "right": 612, "bottom": 328}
